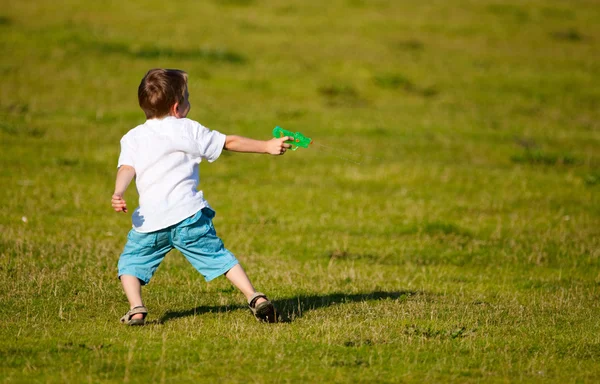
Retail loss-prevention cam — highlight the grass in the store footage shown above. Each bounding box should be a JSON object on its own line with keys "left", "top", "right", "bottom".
{"left": 1, "top": 0, "right": 599, "bottom": 382}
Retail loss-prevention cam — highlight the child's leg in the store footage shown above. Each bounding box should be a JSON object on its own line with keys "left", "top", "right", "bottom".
{"left": 172, "top": 209, "right": 270, "bottom": 312}
{"left": 224, "top": 264, "right": 266, "bottom": 305}
{"left": 118, "top": 229, "right": 172, "bottom": 322}
{"left": 225, "top": 264, "right": 277, "bottom": 322}
{"left": 121, "top": 274, "right": 145, "bottom": 320}
{"left": 171, "top": 209, "right": 267, "bottom": 305}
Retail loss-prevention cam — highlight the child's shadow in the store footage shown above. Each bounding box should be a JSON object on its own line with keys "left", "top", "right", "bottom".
{"left": 157, "top": 290, "right": 418, "bottom": 324}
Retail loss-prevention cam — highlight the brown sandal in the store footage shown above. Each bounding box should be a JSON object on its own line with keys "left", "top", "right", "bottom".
{"left": 248, "top": 292, "right": 277, "bottom": 323}
{"left": 120, "top": 305, "right": 148, "bottom": 326}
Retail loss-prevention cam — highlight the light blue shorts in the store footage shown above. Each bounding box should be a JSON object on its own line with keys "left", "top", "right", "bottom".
{"left": 118, "top": 208, "right": 238, "bottom": 285}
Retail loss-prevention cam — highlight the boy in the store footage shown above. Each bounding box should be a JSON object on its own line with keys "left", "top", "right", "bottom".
{"left": 111, "top": 68, "right": 291, "bottom": 325}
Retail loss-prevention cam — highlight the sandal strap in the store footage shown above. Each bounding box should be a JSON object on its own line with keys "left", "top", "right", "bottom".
{"left": 248, "top": 292, "right": 268, "bottom": 308}
{"left": 129, "top": 306, "right": 148, "bottom": 316}
{"left": 120, "top": 305, "right": 148, "bottom": 323}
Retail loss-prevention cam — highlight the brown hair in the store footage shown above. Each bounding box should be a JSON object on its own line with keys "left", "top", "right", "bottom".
{"left": 138, "top": 69, "right": 188, "bottom": 119}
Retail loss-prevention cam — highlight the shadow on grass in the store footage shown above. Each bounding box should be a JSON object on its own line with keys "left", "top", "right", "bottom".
{"left": 156, "top": 290, "right": 418, "bottom": 324}
{"left": 92, "top": 41, "right": 246, "bottom": 64}
{"left": 60, "top": 33, "right": 247, "bottom": 64}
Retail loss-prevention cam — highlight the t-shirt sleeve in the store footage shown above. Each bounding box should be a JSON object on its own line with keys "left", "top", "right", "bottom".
{"left": 193, "top": 122, "right": 226, "bottom": 163}
{"left": 117, "top": 135, "right": 136, "bottom": 168}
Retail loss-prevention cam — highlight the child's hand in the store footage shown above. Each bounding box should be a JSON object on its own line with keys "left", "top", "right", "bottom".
{"left": 267, "top": 136, "right": 292, "bottom": 155}
{"left": 112, "top": 193, "right": 128, "bottom": 213}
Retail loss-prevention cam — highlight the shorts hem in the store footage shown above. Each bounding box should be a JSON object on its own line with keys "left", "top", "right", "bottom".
{"left": 118, "top": 271, "right": 151, "bottom": 286}
{"left": 204, "top": 259, "right": 239, "bottom": 282}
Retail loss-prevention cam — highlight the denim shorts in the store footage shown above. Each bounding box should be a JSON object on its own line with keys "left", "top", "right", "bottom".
{"left": 118, "top": 208, "right": 238, "bottom": 284}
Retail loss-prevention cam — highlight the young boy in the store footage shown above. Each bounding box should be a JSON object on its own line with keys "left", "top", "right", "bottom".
{"left": 111, "top": 68, "right": 291, "bottom": 325}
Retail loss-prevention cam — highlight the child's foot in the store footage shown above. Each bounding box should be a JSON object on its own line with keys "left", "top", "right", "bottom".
{"left": 120, "top": 305, "right": 148, "bottom": 326}
{"left": 254, "top": 297, "right": 267, "bottom": 305}
{"left": 248, "top": 292, "right": 277, "bottom": 323}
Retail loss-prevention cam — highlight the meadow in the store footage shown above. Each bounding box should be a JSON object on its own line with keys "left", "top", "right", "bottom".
{"left": 1, "top": 0, "right": 599, "bottom": 382}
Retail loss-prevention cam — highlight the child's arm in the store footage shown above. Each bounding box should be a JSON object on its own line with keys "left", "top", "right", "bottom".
{"left": 112, "top": 165, "right": 136, "bottom": 213}
{"left": 224, "top": 135, "right": 292, "bottom": 155}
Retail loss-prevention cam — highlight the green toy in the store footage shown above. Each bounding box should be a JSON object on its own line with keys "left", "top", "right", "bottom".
{"left": 272, "top": 126, "right": 312, "bottom": 151}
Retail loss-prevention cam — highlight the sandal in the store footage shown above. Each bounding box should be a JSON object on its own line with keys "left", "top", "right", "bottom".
{"left": 120, "top": 305, "right": 148, "bottom": 326}
{"left": 248, "top": 292, "right": 277, "bottom": 323}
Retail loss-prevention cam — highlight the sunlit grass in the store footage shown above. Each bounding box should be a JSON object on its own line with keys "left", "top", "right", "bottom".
{"left": 1, "top": 0, "right": 599, "bottom": 382}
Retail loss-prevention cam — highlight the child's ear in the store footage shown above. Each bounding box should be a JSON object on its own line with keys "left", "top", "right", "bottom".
{"left": 170, "top": 102, "right": 179, "bottom": 117}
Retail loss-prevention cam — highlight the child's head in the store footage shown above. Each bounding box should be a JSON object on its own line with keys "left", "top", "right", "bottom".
{"left": 138, "top": 69, "right": 190, "bottom": 119}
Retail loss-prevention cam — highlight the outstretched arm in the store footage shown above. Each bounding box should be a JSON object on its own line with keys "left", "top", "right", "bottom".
{"left": 112, "top": 165, "right": 136, "bottom": 213}
{"left": 224, "top": 135, "right": 292, "bottom": 155}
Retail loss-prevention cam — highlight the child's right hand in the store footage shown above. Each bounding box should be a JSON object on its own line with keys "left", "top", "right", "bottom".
{"left": 267, "top": 136, "right": 292, "bottom": 155}
{"left": 111, "top": 193, "right": 128, "bottom": 213}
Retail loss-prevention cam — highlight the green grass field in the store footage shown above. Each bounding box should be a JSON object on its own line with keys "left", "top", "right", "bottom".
{"left": 1, "top": 0, "right": 599, "bottom": 382}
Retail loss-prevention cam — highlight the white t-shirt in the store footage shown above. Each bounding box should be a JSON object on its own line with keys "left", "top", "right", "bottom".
{"left": 118, "top": 116, "right": 226, "bottom": 233}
